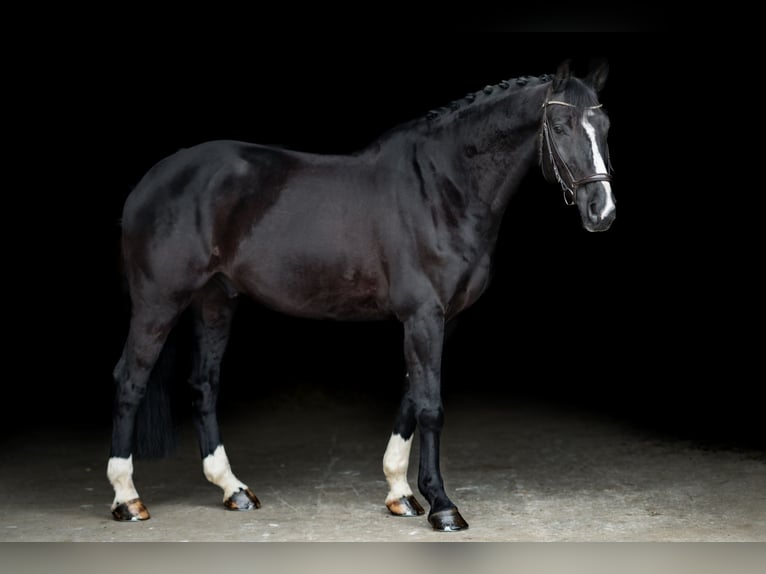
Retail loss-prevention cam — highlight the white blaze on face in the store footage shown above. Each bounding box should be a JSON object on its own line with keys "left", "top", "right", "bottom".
{"left": 107, "top": 456, "right": 139, "bottom": 507}
{"left": 583, "top": 110, "right": 615, "bottom": 219}
{"left": 383, "top": 433, "right": 414, "bottom": 502}
{"left": 203, "top": 445, "right": 248, "bottom": 500}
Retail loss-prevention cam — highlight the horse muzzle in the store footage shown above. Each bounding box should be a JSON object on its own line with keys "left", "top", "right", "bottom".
{"left": 578, "top": 181, "right": 616, "bottom": 232}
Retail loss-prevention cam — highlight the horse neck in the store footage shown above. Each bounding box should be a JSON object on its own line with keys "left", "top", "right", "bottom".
{"left": 380, "top": 83, "right": 549, "bottom": 241}
{"left": 443, "top": 83, "right": 548, "bottom": 210}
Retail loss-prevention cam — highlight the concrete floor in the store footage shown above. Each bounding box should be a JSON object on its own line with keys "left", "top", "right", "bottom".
{"left": 1, "top": 391, "right": 764, "bottom": 542}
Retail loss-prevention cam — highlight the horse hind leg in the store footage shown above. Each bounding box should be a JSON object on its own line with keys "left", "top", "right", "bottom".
{"left": 108, "top": 296, "right": 188, "bottom": 521}
{"left": 383, "top": 373, "right": 425, "bottom": 517}
{"left": 190, "top": 279, "right": 260, "bottom": 511}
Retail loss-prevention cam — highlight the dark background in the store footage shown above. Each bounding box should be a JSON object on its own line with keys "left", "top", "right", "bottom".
{"left": 8, "top": 31, "right": 760, "bottom": 449}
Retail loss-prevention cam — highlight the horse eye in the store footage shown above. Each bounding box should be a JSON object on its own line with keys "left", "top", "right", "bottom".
{"left": 553, "top": 124, "right": 564, "bottom": 135}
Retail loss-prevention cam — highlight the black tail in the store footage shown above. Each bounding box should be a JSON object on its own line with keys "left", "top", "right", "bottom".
{"left": 133, "top": 328, "right": 179, "bottom": 459}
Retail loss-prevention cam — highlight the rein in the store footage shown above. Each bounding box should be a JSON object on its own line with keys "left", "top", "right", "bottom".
{"left": 539, "top": 100, "right": 612, "bottom": 206}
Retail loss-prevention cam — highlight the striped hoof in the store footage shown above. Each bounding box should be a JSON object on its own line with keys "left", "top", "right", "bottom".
{"left": 224, "top": 487, "right": 261, "bottom": 511}
{"left": 112, "top": 498, "right": 150, "bottom": 521}
{"left": 387, "top": 495, "right": 426, "bottom": 517}
{"left": 428, "top": 508, "right": 468, "bottom": 532}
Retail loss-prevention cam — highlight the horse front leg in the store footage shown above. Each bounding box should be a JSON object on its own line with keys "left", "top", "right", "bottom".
{"left": 401, "top": 304, "right": 468, "bottom": 531}
{"left": 190, "top": 284, "right": 260, "bottom": 511}
{"left": 383, "top": 373, "right": 425, "bottom": 517}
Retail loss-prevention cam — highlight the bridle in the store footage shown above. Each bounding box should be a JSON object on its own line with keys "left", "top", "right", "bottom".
{"left": 539, "top": 100, "right": 613, "bottom": 206}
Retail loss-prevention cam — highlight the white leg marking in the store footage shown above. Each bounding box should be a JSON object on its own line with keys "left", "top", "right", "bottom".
{"left": 383, "top": 433, "right": 414, "bottom": 502}
{"left": 583, "top": 111, "right": 615, "bottom": 219}
{"left": 203, "top": 445, "right": 248, "bottom": 500}
{"left": 107, "top": 456, "right": 139, "bottom": 508}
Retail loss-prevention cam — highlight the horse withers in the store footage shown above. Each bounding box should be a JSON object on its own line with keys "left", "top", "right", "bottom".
{"left": 108, "top": 60, "right": 614, "bottom": 531}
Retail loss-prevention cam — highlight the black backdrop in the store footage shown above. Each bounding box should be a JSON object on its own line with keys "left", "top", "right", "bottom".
{"left": 9, "top": 33, "right": 760, "bottom": 448}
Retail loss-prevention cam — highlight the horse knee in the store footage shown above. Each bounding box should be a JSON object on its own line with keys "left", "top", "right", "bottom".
{"left": 417, "top": 406, "right": 444, "bottom": 431}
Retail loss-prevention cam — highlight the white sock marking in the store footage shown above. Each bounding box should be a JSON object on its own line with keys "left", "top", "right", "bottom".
{"left": 383, "top": 433, "right": 414, "bottom": 502}
{"left": 203, "top": 445, "right": 248, "bottom": 500}
{"left": 583, "top": 111, "right": 615, "bottom": 219}
{"left": 107, "top": 456, "right": 139, "bottom": 508}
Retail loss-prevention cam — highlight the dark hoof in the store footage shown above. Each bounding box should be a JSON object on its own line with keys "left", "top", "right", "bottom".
{"left": 387, "top": 495, "right": 426, "bottom": 517}
{"left": 224, "top": 487, "right": 261, "bottom": 511}
{"left": 428, "top": 508, "right": 469, "bottom": 532}
{"left": 112, "top": 498, "right": 150, "bottom": 521}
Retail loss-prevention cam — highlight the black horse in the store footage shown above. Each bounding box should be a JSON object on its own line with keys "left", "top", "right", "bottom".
{"left": 108, "top": 60, "right": 614, "bottom": 531}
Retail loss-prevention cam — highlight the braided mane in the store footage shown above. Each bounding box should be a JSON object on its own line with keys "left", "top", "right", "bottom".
{"left": 424, "top": 74, "right": 554, "bottom": 121}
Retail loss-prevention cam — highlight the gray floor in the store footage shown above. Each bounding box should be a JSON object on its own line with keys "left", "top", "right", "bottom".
{"left": 1, "top": 392, "right": 764, "bottom": 542}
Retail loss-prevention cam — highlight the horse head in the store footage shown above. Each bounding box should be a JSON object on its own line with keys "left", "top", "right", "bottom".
{"left": 540, "top": 60, "right": 616, "bottom": 232}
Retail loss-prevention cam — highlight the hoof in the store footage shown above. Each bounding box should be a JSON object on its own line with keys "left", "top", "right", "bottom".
{"left": 112, "top": 498, "right": 150, "bottom": 521}
{"left": 224, "top": 487, "right": 261, "bottom": 511}
{"left": 387, "top": 495, "right": 426, "bottom": 517}
{"left": 428, "top": 508, "right": 469, "bottom": 532}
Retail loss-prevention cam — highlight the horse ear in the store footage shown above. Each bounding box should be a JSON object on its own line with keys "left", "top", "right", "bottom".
{"left": 552, "top": 60, "right": 571, "bottom": 92}
{"left": 586, "top": 59, "right": 609, "bottom": 93}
